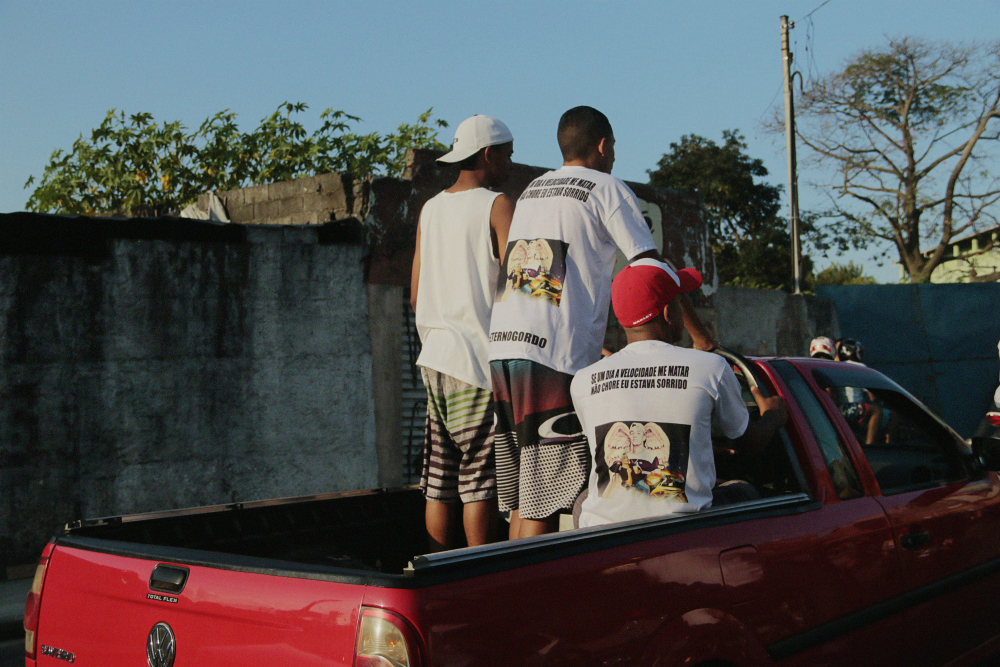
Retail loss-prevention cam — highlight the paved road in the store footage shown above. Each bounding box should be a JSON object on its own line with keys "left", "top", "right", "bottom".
{"left": 0, "top": 639, "right": 22, "bottom": 667}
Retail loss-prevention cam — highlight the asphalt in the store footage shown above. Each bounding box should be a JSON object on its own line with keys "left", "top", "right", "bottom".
{"left": 0, "top": 578, "right": 30, "bottom": 641}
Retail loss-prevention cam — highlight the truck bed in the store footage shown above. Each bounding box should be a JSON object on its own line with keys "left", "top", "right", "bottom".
{"left": 63, "top": 486, "right": 429, "bottom": 575}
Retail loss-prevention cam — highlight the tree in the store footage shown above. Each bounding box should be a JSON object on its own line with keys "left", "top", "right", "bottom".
{"left": 648, "top": 130, "right": 810, "bottom": 291}
{"left": 813, "top": 261, "right": 879, "bottom": 286}
{"left": 24, "top": 103, "right": 449, "bottom": 218}
{"left": 787, "top": 38, "right": 1000, "bottom": 283}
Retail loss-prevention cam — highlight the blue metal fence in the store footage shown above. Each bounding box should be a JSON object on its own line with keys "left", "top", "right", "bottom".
{"left": 817, "top": 284, "right": 1000, "bottom": 438}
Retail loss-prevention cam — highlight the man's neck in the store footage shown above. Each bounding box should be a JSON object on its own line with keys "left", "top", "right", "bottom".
{"left": 446, "top": 170, "right": 490, "bottom": 193}
{"left": 623, "top": 319, "right": 675, "bottom": 346}
{"left": 562, "top": 157, "right": 603, "bottom": 172}
{"left": 625, "top": 331, "right": 665, "bottom": 345}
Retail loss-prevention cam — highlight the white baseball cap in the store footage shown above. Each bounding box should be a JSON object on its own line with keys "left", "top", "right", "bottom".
{"left": 437, "top": 115, "right": 513, "bottom": 163}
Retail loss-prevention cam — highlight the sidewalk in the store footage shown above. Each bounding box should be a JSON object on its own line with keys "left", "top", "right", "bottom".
{"left": 0, "top": 578, "right": 30, "bottom": 640}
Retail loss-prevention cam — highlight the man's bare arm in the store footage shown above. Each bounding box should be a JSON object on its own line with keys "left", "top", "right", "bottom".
{"left": 410, "top": 221, "right": 422, "bottom": 311}
{"left": 731, "top": 387, "right": 788, "bottom": 457}
{"left": 490, "top": 194, "right": 514, "bottom": 262}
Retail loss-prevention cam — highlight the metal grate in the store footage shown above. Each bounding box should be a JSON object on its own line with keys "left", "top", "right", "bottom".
{"left": 401, "top": 289, "right": 426, "bottom": 484}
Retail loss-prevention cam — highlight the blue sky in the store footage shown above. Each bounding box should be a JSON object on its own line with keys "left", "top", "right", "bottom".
{"left": 2, "top": 0, "right": 998, "bottom": 282}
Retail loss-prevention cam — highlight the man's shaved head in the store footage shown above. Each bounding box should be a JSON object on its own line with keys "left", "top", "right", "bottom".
{"left": 557, "top": 106, "right": 613, "bottom": 162}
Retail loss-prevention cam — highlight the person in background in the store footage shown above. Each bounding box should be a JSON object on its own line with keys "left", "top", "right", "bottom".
{"left": 809, "top": 336, "right": 836, "bottom": 360}
{"left": 411, "top": 115, "right": 515, "bottom": 550}
{"left": 831, "top": 338, "right": 885, "bottom": 445}
{"left": 977, "top": 339, "right": 1000, "bottom": 437}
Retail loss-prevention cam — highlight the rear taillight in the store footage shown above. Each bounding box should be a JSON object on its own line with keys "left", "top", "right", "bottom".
{"left": 988, "top": 412, "right": 1000, "bottom": 427}
{"left": 354, "top": 607, "right": 423, "bottom": 667}
{"left": 24, "top": 545, "right": 53, "bottom": 661}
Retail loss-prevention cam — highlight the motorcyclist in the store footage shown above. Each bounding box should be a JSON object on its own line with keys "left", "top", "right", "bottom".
{"left": 809, "top": 336, "right": 836, "bottom": 360}
{"left": 831, "top": 338, "right": 885, "bottom": 445}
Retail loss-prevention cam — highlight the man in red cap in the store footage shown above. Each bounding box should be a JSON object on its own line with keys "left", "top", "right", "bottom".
{"left": 569, "top": 259, "right": 787, "bottom": 527}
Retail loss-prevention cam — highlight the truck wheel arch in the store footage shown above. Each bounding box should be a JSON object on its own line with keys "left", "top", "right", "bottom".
{"left": 641, "top": 608, "right": 773, "bottom": 667}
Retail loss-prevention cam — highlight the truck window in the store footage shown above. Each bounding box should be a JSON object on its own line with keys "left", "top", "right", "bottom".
{"left": 829, "top": 384, "right": 969, "bottom": 495}
{"left": 811, "top": 367, "right": 973, "bottom": 496}
{"left": 712, "top": 361, "right": 806, "bottom": 500}
{"left": 771, "top": 361, "right": 863, "bottom": 500}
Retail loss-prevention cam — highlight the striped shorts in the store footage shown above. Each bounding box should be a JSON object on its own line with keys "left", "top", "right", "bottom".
{"left": 419, "top": 367, "right": 496, "bottom": 503}
{"left": 490, "top": 359, "right": 590, "bottom": 520}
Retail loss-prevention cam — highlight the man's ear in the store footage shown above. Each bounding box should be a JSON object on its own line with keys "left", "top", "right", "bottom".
{"left": 596, "top": 136, "right": 608, "bottom": 157}
{"left": 662, "top": 302, "right": 673, "bottom": 323}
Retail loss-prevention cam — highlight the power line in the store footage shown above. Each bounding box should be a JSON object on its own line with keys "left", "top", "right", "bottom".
{"left": 801, "top": 0, "right": 831, "bottom": 20}
{"left": 759, "top": 83, "right": 784, "bottom": 120}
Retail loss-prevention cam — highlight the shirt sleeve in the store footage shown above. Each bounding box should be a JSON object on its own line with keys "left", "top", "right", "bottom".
{"left": 714, "top": 362, "right": 751, "bottom": 440}
{"left": 603, "top": 184, "right": 656, "bottom": 260}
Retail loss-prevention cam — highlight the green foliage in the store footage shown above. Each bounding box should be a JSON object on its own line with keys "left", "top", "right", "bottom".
{"left": 648, "top": 130, "right": 811, "bottom": 291}
{"left": 24, "top": 103, "right": 449, "bottom": 217}
{"left": 788, "top": 37, "right": 1000, "bottom": 283}
{"left": 813, "top": 261, "right": 879, "bottom": 286}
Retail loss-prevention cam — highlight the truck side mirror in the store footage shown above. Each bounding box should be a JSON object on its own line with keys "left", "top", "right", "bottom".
{"left": 972, "top": 436, "right": 1000, "bottom": 472}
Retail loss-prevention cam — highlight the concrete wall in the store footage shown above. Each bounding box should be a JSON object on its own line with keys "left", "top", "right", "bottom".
{"left": 712, "top": 288, "right": 841, "bottom": 357}
{"left": 203, "top": 173, "right": 361, "bottom": 227}
{"left": 0, "top": 162, "right": 840, "bottom": 568}
{"left": 1, "top": 213, "right": 378, "bottom": 568}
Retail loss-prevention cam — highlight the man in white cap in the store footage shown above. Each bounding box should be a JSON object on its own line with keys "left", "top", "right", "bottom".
{"left": 570, "top": 260, "right": 787, "bottom": 527}
{"left": 411, "top": 114, "right": 514, "bottom": 550}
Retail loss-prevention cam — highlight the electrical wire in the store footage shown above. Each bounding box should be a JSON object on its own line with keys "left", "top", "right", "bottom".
{"left": 801, "top": 0, "right": 831, "bottom": 20}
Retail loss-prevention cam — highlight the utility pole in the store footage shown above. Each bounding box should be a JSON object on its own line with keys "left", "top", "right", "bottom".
{"left": 781, "top": 15, "right": 803, "bottom": 295}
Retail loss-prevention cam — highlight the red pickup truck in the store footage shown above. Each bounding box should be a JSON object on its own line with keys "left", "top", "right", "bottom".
{"left": 21, "top": 355, "right": 1000, "bottom": 667}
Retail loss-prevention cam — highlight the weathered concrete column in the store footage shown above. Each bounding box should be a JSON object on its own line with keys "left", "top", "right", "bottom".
{"left": 713, "top": 286, "right": 840, "bottom": 357}
{"left": 367, "top": 283, "right": 404, "bottom": 487}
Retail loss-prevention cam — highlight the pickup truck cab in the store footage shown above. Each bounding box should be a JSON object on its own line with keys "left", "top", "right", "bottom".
{"left": 22, "top": 355, "right": 1000, "bottom": 666}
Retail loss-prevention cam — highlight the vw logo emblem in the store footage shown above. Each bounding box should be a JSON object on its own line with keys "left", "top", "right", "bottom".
{"left": 147, "top": 622, "right": 176, "bottom": 667}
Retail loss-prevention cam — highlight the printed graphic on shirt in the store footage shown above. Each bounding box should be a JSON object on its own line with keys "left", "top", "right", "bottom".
{"left": 496, "top": 238, "right": 568, "bottom": 307}
{"left": 593, "top": 420, "right": 690, "bottom": 501}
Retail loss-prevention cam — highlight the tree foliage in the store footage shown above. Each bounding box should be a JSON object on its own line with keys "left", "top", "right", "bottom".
{"left": 813, "top": 261, "right": 879, "bottom": 286}
{"left": 24, "top": 103, "right": 449, "bottom": 217}
{"left": 786, "top": 37, "right": 1000, "bottom": 283}
{"left": 648, "top": 130, "right": 810, "bottom": 291}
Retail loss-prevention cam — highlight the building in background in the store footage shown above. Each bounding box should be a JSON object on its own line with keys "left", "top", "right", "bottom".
{"left": 925, "top": 225, "right": 1000, "bottom": 283}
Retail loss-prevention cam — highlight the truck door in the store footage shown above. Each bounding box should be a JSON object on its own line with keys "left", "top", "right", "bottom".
{"left": 812, "top": 364, "right": 1000, "bottom": 663}
{"left": 761, "top": 360, "right": 908, "bottom": 665}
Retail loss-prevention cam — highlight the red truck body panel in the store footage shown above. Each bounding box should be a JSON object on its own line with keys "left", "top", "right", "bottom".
{"left": 36, "top": 545, "right": 364, "bottom": 666}
{"left": 26, "top": 357, "right": 1000, "bottom": 666}
{"left": 362, "top": 498, "right": 908, "bottom": 667}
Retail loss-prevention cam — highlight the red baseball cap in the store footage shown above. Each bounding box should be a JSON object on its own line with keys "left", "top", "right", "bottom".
{"left": 612, "top": 259, "right": 703, "bottom": 328}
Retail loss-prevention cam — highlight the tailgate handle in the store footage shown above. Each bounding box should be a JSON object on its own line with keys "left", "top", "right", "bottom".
{"left": 150, "top": 565, "right": 189, "bottom": 594}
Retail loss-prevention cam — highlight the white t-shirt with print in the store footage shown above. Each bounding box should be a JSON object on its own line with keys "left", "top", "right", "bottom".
{"left": 488, "top": 166, "right": 656, "bottom": 376}
{"left": 569, "top": 341, "right": 749, "bottom": 527}
{"left": 415, "top": 188, "right": 501, "bottom": 390}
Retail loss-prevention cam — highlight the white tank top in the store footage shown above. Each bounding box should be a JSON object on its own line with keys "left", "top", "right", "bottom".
{"left": 415, "top": 188, "right": 501, "bottom": 389}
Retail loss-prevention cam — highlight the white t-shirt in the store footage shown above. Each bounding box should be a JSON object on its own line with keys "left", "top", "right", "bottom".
{"left": 488, "top": 166, "right": 657, "bottom": 375}
{"left": 569, "top": 341, "right": 750, "bottom": 527}
{"left": 415, "top": 188, "right": 501, "bottom": 390}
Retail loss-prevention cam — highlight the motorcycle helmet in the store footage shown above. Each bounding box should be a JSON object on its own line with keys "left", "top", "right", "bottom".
{"left": 809, "top": 336, "right": 836, "bottom": 360}
{"left": 837, "top": 338, "right": 865, "bottom": 364}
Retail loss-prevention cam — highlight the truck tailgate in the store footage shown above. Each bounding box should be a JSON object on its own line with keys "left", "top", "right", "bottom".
{"left": 37, "top": 543, "right": 365, "bottom": 666}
